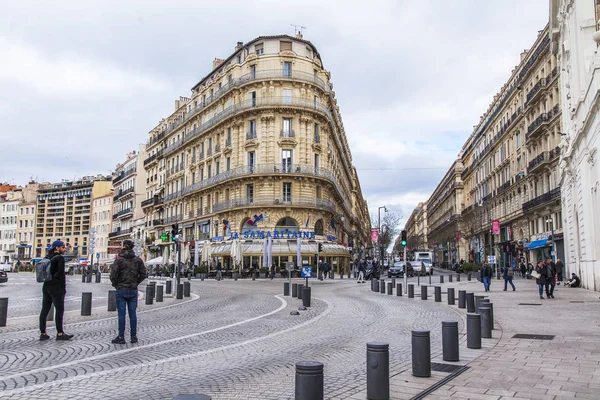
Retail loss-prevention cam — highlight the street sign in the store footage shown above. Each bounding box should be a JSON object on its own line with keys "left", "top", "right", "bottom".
{"left": 96, "top": 252, "right": 100, "bottom": 259}
{"left": 301, "top": 267, "right": 313, "bottom": 278}
{"left": 487, "top": 255, "right": 496, "bottom": 264}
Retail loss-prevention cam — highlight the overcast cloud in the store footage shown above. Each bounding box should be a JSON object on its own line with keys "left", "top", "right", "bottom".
{"left": 0, "top": 0, "right": 549, "bottom": 227}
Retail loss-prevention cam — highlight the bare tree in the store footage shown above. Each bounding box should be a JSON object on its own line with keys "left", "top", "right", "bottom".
{"left": 371, "top": 212, "right": 403, "bottom": 254}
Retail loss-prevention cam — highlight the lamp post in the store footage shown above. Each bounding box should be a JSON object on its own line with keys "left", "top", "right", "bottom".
{"left": 546, "top": 218, "right": 555, "bottom": 263}
{"left": 378, "top": 206, "right": 387, "bottom": 270}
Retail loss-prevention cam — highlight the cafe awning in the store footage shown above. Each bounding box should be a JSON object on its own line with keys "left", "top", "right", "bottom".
{"left": 528, "top": 239, "right": 549, "bottom": 250}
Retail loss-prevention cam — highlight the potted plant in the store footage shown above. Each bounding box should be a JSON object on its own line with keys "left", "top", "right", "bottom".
{"left": 259, "top": 267, "right": 268, "bottom": 278}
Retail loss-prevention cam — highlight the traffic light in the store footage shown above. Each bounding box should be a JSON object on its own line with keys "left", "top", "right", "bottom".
{"left": 171, "top": 224, "right": 182, "bottom": 241}
{"left": 318, "top": 243, "right": 323, "bottom": 253}
{"left": 401, "top": 230, "right": 407, "bottom": 247}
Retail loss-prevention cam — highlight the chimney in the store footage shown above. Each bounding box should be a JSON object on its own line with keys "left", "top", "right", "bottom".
{"left": 235, "top": 41, "right": 243, "bottom": 51}
{"left": 212, "top": 58, "right": 225, "bottom": 70}
{"left": 296, "top": 30, "right": 303, "bottom": 39}
{"left": 520, "top": 49, "right": 528, "bottom": 62}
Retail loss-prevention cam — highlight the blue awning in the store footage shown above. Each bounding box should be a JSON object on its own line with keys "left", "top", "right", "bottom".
{"left": 528, "top": 239, "right": 549, "bottom": 250}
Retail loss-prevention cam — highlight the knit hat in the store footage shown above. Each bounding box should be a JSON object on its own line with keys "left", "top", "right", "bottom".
{"left": 122, "top": 239, "right": 134, "bottom": 250}
{"left": 51, "top": 240, "right": 65, "bottom": 249}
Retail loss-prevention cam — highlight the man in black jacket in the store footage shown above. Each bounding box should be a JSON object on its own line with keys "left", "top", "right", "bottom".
{"left": 110, "top": 240, "right": 147, "bottom": 344}
{"left": 39, "top": 240, "right": 73, "bottom": 341}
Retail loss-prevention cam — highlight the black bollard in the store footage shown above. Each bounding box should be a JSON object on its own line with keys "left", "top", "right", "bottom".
{"left": 421, "top": 285, "right": 428, "bottom": 300}
{"left": 292, "top": 283, "right": 298, "bottom": 297}
{"left": 295, "top": 361, "right": 323, "bottom": 400}
{"left": 0, "top": 298, "right": 7, "bottom": 327}
{"left": 201, "top": 274, "right": 205, "bottom": 281}
{"left": 411, "top": 331, "right": 431, "bottom": 378}
{"left": 302, "top": 286, "right": 311, "bottom": 307}
{"left": 467, "top": 313, "right": 482, "bottom": 349}
{"left": 466, "top": 292, "right": 475, "bottom": 313}
{"left": 456, "top": 274, "right": 460, "bottom": 282}
{"left": 428, "top": 274, "right": 432, "bottom": 285}
{"left": 183, "top": 281, "right": 191, "bottom": 297}
{"left": 146, "top": 286, "right": 153, "bottom": 305}
{"left": 284, "top": 282, "right": 290, "bottom": 296}
{"left": 367, "top": 342, "right": 390, "bottom": 400}
{"left": 387, "top": 282, "right": 393, "bottom": 295}
{"left": 468, "top": 273, "right": 472, "bottom": 281}
{"left": 46, "top": 304, "right": 54, "bottom": 321}
{"left": 82, "top": 274, "right": 86, "bottom": 283}
{"left": 474, "top": 295, "right": 486, "bottom": 311}
{"left": 380, "top": 280, "right": 385, "bottom": 294}
{"left": 479, "top": 304, "right": 492, "bottom": 339}
{"left": 156, "top": 285, "right": 164, "bottom": 302}
{"left": 86, "top": 273, "right": 92, "bottom": 283}
{"left": 149, "top": 282, "right": 156, "bottom": 299}
{"left": 298, "top": 284, "right": 304, "bottom": 300}
{"left": 108, "top": 290, "right": 116, "bottom": 311}
{"left": 434, "top": 286, "right": 441, "bottom": 302}
{"left": 449, "top": 274, "right": 453, "bottom": 283}
{"left": 95, "top": 272, "right": 101, "bottom": 283}
{"left": 442, "top": 321, "right": 460, "bottom": 362}
{"left": 176, "top": 284, "right": 183, "bottom": 299}
{"left": 447, "top": 288, "right": 455, "bottom": 305}
{"left": 81, "top": 292, "right": 92, "bottom": 316}
{"left": 458, "top": 290, "right": 466, "bottom": 309}
{"left": 166, "top": 280, "right": 172, "bottom": 294}
{"left": 440, "top": 275, "right": 444, "bottom": 284}
{"left": 396, "top": 283, "right": 403, "bottom": 296}
{"left": 483, "top": 301, "right": 494, "bottom": 330}
{"left": 408, "top": 284, "right": 414, "bottom": 298}
{"left": 391, "top": 278, "right": 396, "bottom": 287}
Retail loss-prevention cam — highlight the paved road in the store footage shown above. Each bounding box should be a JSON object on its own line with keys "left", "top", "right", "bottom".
{"left": 0, "top": 273, "right": 462, "bottom": 399}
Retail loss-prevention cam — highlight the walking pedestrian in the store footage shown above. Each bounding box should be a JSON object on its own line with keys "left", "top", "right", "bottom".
{"left": 357, "top": 260, "right": 365, "bottom": 283}
{"left": 534, "top": 261, "right": 546, "bottom": 299}
{"left": 519, "top": 261, "right": 526, "bottom": 278}
{"left": 555, "top": 258, "right": 564, "bottom": 285}
{"left": 545, "top": 257, "right": 556, "bottom": 299}
{"left": 109, "top": 239, "right": 147, "bottom": 344}
{"left": 216, "top": 259, "right": 222, "bottom": 281}
{"left": 480, "top": 263, "right": 492, "bottom": 292}
{"left": 503, "top": 265, "right": 516, "bottom": 291}
{"left": 39, "top": 240, "right": 73, "bottom": 341}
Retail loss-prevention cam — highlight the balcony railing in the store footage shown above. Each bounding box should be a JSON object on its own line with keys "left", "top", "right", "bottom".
{"left": 523, "top": 188, "right": 561, "bottom": 213}
{"left": 114, "top": 187, "right": 135, "bottom": 201}
{"left": 213, "top": 196, "right": 337, "bottom": 214}
{"left": 526, "top": 113, "right": 548, "bottom": 140}
{"left": 225, "top": 138, "right": 231, "bottom": 147}
{"left": 207, "top": 147, "right": 213, "bottom": 156}
{"left": 214, "top": 144, "right": 221, "bottom": 152}
{"left": 108, "top": 228, "right": 132, "bottom": 238}
{"left": 246, "top": 131, "right": 257, "bottom": 140}
{"left": 526, "top": 78, "right": 546, "bottom": 104}
{"left": 165, "top": 215, "right": 183, "bottom": 224}
{"left": 143, "top": 153, "right": 158, "bottom": 167}
{"left": 314, "top": 133, "right": 321, "bottom": 143}
{"left": 113, "top": 208, "right": 133, "bottom": 219}
{"left": 113, "top": 167, "right": 136, "bottom": 184}
{"left": 528, "top": 146, "right": 561, "bottom": 173}
{"left": 141, "top": 197, "right": 158, "bottom": 208}
{"left": 280, "top": 129, "right": 296, "bottom": 138}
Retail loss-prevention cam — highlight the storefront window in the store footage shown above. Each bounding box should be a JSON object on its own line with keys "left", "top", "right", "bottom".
{"left": 275, "top": 217, "right": 299, "bottom": 233}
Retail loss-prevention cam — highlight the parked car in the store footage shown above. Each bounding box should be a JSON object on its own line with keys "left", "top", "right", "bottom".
{"left": 0, "top": 270, "right": 8, "bottom": 283}
{"left": 388, "top": 261, "right": 414, "bottom": 278}
{"left": 0, "top": 263, "right": 12, "bottom": 272}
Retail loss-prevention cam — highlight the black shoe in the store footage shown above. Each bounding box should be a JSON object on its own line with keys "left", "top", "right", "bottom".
{"left": 130, "top": 336, "right": 138, "bottom": 344}
{"left": 550, "top": 295, "right": 555, "bottom": 299}
{"left": 40, "top": 333, "right": 50, "bottom": 341}
{"left": 112, "top": 336, "right": 126, "bottom": 344}
{"left": 540, "top": 296, "right": 544, "bottom": 299}
{"left": 56, "top": 333, "right": 73, "bottom": 341}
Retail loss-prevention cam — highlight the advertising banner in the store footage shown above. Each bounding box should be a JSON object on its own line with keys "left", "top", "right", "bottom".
{"left": 371, "top": 228, "right": 379, "bottom": 243}
{"left": 491, "top": 220, "right": 501, "bottom": 235}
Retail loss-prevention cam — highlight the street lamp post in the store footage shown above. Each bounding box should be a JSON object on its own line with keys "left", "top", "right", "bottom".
{"left": 546, "top": 218, "right": 555, "bottom": 263}
{"left": 378, "top": 206, "right": 387, "bottom": 270}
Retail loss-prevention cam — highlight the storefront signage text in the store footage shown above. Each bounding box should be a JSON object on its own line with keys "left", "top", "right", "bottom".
{"left": 212, "top": 230, "right": 317, "bottom": 241}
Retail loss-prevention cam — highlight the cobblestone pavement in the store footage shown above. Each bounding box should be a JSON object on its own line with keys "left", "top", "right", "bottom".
{"left": 0, "top": 273, "right": 463, "bottom": 399}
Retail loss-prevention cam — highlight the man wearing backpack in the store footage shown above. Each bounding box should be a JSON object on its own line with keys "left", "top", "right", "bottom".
{"left": 110, "top": 239, "right": 147, "bottom": 344}
{"left": 503, "top": 265, "right": 516, "bottom": 291}
{"left": 39, "top": 240, "right": 73, "bottom": 341}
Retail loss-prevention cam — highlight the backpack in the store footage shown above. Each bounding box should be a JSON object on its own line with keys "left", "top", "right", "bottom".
{"left": 36, "top": 258, "right": 53, "bottom": 283}
{"left": 507, "top": 268, "right": 513, "bottom": 277}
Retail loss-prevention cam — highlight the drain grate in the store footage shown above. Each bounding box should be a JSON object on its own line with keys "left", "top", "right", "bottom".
{"left": 570, "top": 301, "right": 584, "bottom": 303}
{"left": 410, "top": 365, "right": 470, "bottom": 400}
{"left": 431, "top": 362, "right": 464, "bottom": 373}
{"left": 512, "top": 333, "right": 555, "bottom": 340}
{"left": 518, "top": 303, "right": 542, "bottom": 306}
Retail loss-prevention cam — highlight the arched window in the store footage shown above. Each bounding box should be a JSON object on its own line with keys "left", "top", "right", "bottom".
{"left": 275, "top": 217, "right": 299, "bottom": 233}
{"left": 314, "top": 219, "right": 324, "bottom": 236}
{"left": 241, "top": 217, "right": 258, "bottom": 233}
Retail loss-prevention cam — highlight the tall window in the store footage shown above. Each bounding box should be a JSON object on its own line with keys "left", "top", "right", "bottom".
{"left": 314, "top": 123, "right": 320, "bottom": 142}
{"left": 207, "top": 165, "right": 212, "bottom": 178}
{"left": 283, "top": 182, "right": 292, "bottom": 202}
{"left": 250, "top": 64, "right": 256, "bottom": 79}
{"left": 248, "top": 151, "right": 256, "bottom": 173}
{"left": 248, "top": 120, "right": 256, "bottom": 138}
{"left": 249, "top": 91, "right": 256, "bottom": 106}
{"left": 227, "top": 127, "right": 231, "bottom": 144}
{"left": 282, "top": 150, "right": 292, "bottom": 172}
{"left": 282, "top": 117, "right": 292, "bottom": 136}
{"left": 283, "top": 61, "right": 292, "bottom": 77}
{"left": 216, "top": 162, "right": 220, "bottom": 175}
{"left": 316, "top": 185, "right": 322, "bottom": 199}
{"left": 314, "top": 153, "right": 320, "bottom": 171}
{"left": 246, "top": 184, "right": 254, "bottom": 203}
{"left": 255, "top": 43, "right": 263, "bottom": 55}
{"left": 226, "top": 157, "right": 231, "bottom": 171}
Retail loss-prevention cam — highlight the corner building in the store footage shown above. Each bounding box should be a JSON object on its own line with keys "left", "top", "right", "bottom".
{"left": 143, "top": 34, "right": 369, "bottom": 273}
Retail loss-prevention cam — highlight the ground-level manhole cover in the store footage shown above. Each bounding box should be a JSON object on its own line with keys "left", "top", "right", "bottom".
{"left": 431, "top": 363, "right": 464, "bottom": 373}
{"left": 518, "top": 303, "right": 542, "bottom": 306}
{"left": 512, "top": 334, "right": 555, "bottom": 340}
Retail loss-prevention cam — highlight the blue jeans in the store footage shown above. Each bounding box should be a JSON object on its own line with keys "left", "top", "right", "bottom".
{"left": 504, "top": 277, "right": 515, "bottom": 290}
{"left": 116, "top": 289, "right": 138, "bottom": 338}
{"left": 482, "top": 276, "right": 490, "bottom": 291}
{"left": 538, "top": 283, "right": 544, "bottom": 296}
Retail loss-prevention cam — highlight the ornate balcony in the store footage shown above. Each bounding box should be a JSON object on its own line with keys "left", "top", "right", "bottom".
{"left": 143, "top": 153, "right": 158, "bottom": 167}
{"left": 108, "top": 228, "right": 132, "bottom": 238}
{"left": 114, "top": 187, "right": 135, "bottom": 201}
{"left": 246, "top": 131, "right": 257, "bottom": 140}
{"left": 113, "top": 208, "right": 133, "bottom": 219}
{"left": 213, "top": 196, "right": 337, "bottom": 214}
{"left": 523, "top": 187, "right": 561, "bottom": 213}
{"left": 526, "top": 113, "right": 548, "bottom": 141}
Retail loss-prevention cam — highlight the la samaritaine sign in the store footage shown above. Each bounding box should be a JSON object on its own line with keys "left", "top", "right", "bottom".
{"left": 211, "top": 231, "right": 337, "bottom": 242}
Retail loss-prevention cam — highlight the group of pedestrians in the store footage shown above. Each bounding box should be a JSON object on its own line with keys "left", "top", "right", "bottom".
{"left": 39, "top": 239, "right": 147, "bottom": 345}
{"left": 534, "top": 257, "right": 558, "bottom": 299}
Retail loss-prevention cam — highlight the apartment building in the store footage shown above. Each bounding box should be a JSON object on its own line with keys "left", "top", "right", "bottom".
{"left": 34, "top": 176, "right": 113, "bottom": 261}
{"left": 0, "top": 195, "right": 18, "bottom": 263}
{"left": 15, "top": 182, "right": 41, "bottom": 261}
{"left": 91, "top": 193, "right": 113, "bottom": 264}
{"left": 142, "top": 33, "right": 369, "bottom": 273}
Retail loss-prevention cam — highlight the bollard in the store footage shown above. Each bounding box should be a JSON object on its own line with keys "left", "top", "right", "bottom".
{"left": 82, "top": 274, "right": 86, "bottom": 283}
{"left": 0, "top": 298, "right": 8, "bottom": 327}
{"left": 458, "top": 290, "right": 466, "bottom": 309}
{"left": 302, "top": 286, "right": 311, "bottom": 307}
{"left": 298, "top": 284, "right": 304, "bottom": 300}
{"left": 380, "top": 280, "right": 385, "bottom": 294}
{"left": 292, "top": 283, "right": 298, "bottom": 297}
{"left": 183, "top": 281, "right": 191, "bottom": 297}
{"left": 81, "top": 292, "right": 92, "bottom": 316}
{"left": 396, "top": 283, "right": 403, "bottom": 296}
{"left": 412, "top": 331, "right": 431, "bottom": 378}
{"left": 440, "top": 275, "right": 444, "bottom": 284}
{"left": 456, "top": 274, "right": 460, "bottom": 282}
{"left": 474, "top": 295, "right": 486, "bottom": 311}
{"left": 86, "top": 273, "right": 92, "bottom": 283}
{"left": 95, "top": 272, "right": 101, "bottom": 283}
{"left": 367, "top": 342, "right": 390, "bottom": 399}
{"left": 149, "top": 282, "right": 156, "bottom": 299}
{"left": 284, "top": 282, "right": 290, "bottom": 296}
{"left": 466, "top": 292, "right": 475, "bottom": 313}
{"left": 108, "top": 290, "right": 116, "bottom": 311}
{"left": 156, "top": 285, "right": 164, "bottom": 302}
{"left": 480, "top": 300, "right": 494, "bottom": 330}
{"left": 408, "top": 284, "right": 414, "bottom": 298}
{"left": 146, "top": 286, "right": 154, "bottom": 305}
{"left": 391, "top": 278, "right": 396, "bottom": 287}
{"left": 46, "top": 304, "right": 54, "bottom": 321}
{"left": 467, "top": 313, "right": 482, "bottom": 349}
{"left": 468, "top": 273, "right": 472, "bottom": 281}
{"left": 176, "top": 284, "right": 183, "bottom": 300}
{"left": 434, "top": 286, "right": 441, "bottom": 302}
{"left": 428, "top": 274, "right": 432, "bottom": 285}
{"left": 447, "top": 288, "right": 455, "bottom": 305}
{"left": 295, "top": 362, "right": 323, "bottom": 400}
{"left": 421, "top": 285, "right": 428, "bottom": 300}
{"left": 201, "top": 274, "right": 205, "bottom": 281}
{"left": 479, "top": 304, "right": 492, "bottom": 339}
{"left": 166, "top": 280, "right": 172, "bottom": 294}
{"left": 449, "top": 274, "right": 453, "bottom": 283}
{"left": 387, "top": 282, "right": 393, "bottom": 295}
{"left": 442, "top": 321, "right": 460, "bottom": 362}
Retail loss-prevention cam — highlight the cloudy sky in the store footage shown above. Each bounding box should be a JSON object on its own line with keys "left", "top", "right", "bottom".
{"left": 0, "top": 0, "right": 549, "bottom": 226}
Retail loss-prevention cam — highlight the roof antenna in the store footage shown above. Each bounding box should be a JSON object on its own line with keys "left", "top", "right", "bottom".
{"left": 290, "top": 24, "right": 307, "bottom": 38}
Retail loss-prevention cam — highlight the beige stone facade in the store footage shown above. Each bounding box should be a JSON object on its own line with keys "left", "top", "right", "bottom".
{"left": 142, "top": 34, "right": 369, "bottom": 273}
{"left": 91, "top": 193, "right": 113, "bottom": 264}
{"left": 15, "top": 182, "right": 40, "bottom": 261}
